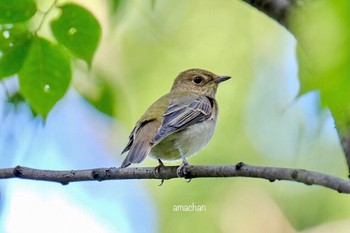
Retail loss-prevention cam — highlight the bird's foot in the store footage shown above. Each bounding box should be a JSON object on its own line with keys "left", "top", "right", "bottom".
{"left": 154, "top": 159, "right": 165, "bottom": 186}
{"left": 176, "top": 160, "right": 190, "bottom": 178}
{"left": 158, "top": 179, "right": 165, "bottom": 186}
{"left": 154, "top": 159, "right": 165, "bottom": 174}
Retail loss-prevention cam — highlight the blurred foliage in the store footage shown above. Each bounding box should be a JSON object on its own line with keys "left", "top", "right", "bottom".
{"left": 110, "top": 0, "right": 123, "bottom": 15}
{"left": 291, "top": 0, "right": 350, "bottom": 137}
{"left": 1, "top": 0, "right": 350, "bottom": 233}
{"left": 0, "top": 0, "right": 36, "bottom": 24}
{"left": 80, "top": 72, "right": 119, "bottom": 117}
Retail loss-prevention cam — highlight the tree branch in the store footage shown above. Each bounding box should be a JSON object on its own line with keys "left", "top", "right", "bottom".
{"left": 241, "top": 0, "right": 303, "bottom": 29}
{"left": 0, "top": 163, "right": 349, "bottom": 193}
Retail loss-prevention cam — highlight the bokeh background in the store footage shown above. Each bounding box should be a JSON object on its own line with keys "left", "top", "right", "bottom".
{"left": 1, "top": 0, "right": 349, "bottom": 232}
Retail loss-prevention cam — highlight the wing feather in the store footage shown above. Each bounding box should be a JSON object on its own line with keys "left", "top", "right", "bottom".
{"left": 152, "top": 95, "right": 213, "bottom": 143}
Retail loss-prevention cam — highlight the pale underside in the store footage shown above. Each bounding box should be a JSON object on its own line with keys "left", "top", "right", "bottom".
{"left": 149, "top": 118, "right": 216, "bottom": 162}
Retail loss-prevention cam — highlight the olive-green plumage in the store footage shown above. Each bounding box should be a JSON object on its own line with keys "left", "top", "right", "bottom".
{"left": 121, "top": 68, "right": 230, "bottom": 168}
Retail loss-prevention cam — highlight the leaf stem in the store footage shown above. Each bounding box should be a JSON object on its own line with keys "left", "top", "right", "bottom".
{"left": 34, "top": 0, "right": 58, "bottom": 35}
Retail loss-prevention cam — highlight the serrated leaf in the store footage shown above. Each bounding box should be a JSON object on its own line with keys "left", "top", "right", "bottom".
{"left": 51, "top": 3, "right": 101, "bottom": 66}
{"left": 18, "top": 37, "right": 71, "bottom": 119}
{"left": 0, "top": 0, "right": 36, "bottom": 24}
{"left": 0, "top": 25, "right": 32, "bottom": 79}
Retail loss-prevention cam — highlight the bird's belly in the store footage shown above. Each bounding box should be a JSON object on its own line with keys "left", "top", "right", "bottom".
{"left": 149, "top": 119, "right": 216, "bottom": 162}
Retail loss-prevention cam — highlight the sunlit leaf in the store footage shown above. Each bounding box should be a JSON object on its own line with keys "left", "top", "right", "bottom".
{"left": 51, "top": 3, "right": 101, "bottom": 66}
{"left": 0, "top": 0, "right": 36, "bottom": 24}
{"left": 18, "top": 37, "right": 71, "bottom": 118}
{"left": 0, "top": 25, "right": 32, "bottom": 79}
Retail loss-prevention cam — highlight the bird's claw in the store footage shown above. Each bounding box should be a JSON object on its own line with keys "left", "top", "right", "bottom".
{"left": 176, "top": 161, "right": 189, "bottom": 178}
{"left": 154, "top": 159, "right": 165, "bottom": 176}
{"left": 158, "top": 179, "right": 165, "bottom": 186}
{"left": 154, "top": 160, "right": 166, "bottom": 186}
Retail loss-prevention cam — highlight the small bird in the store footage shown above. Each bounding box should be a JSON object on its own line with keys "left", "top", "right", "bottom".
{"left": 120, "top": 68, "right": 230, "bottom": 173}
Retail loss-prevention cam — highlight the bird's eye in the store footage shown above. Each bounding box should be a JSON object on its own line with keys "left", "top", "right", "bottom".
{"left": 193, "top": 76, "right": 203, "bottom": 84}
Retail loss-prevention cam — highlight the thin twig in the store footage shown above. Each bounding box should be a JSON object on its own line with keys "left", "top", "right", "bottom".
{"left": 34, "top": 0, "right": 58, "bottom": 34}
{"left": 0, "top": 163, "right": 349, "bottom": 194}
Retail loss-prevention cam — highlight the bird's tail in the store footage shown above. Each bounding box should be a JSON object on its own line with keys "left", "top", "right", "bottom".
{"left": 120, "top": 140, "right": 152, "bottom": 168}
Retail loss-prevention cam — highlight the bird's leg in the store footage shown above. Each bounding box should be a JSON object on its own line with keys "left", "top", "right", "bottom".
{"left": 154, "top": 159, "right": 166, "bottom": 185}
{"left": 155, "top": 159, "right": 165, "bottom": 173}
{"left": 177, "top": 159, "right": 188, "bottom": 178}
{"left": 177, "top": 149, "right": 190, "bottom": 178}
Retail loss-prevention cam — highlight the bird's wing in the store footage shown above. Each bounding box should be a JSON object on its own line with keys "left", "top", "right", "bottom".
{"left": 152, "top": 95, "right": 213, "bottom": 143}
{"left": 120, "top": 94, "right": 172, "bottom": 168}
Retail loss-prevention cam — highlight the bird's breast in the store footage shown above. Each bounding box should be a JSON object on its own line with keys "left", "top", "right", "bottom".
{"left": 149, "top": 118, "right": 217, "bottom": 161}
{"left": 178, "top": 118, "right": 216, "bottom": 156}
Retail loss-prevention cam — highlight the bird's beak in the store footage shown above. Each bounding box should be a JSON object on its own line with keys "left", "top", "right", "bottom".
{"left": 215, "top": 76, "right": 231, "bottom": 83}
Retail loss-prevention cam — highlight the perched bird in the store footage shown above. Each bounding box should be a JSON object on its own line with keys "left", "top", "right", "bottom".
{"left": 120, "top": 68, "right": 230, "bottom": 173}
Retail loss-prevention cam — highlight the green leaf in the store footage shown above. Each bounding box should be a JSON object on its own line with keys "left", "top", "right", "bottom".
{"left": 0, "top": 25, "right": 32, "bottom": 79}
{"left": 18, "top": 37, "right": 72, "bottom": 118}
{"left": 51, "top": 3, "right": 101, "bottom": 66}
{"left": 0, "top": 0, "right": 36, "bottom": 24}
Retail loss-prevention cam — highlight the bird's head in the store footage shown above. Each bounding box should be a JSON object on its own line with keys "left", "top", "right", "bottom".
{"left": 171, "top": 68, "right": 231, "bottom": 98}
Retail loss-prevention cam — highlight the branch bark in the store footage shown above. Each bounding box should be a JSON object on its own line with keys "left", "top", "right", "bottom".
{"left": 241, "top": 0, "right": 303, "bottom": 29}
{"left": 0, "top": 163, "right": 349, "bottom": 193}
